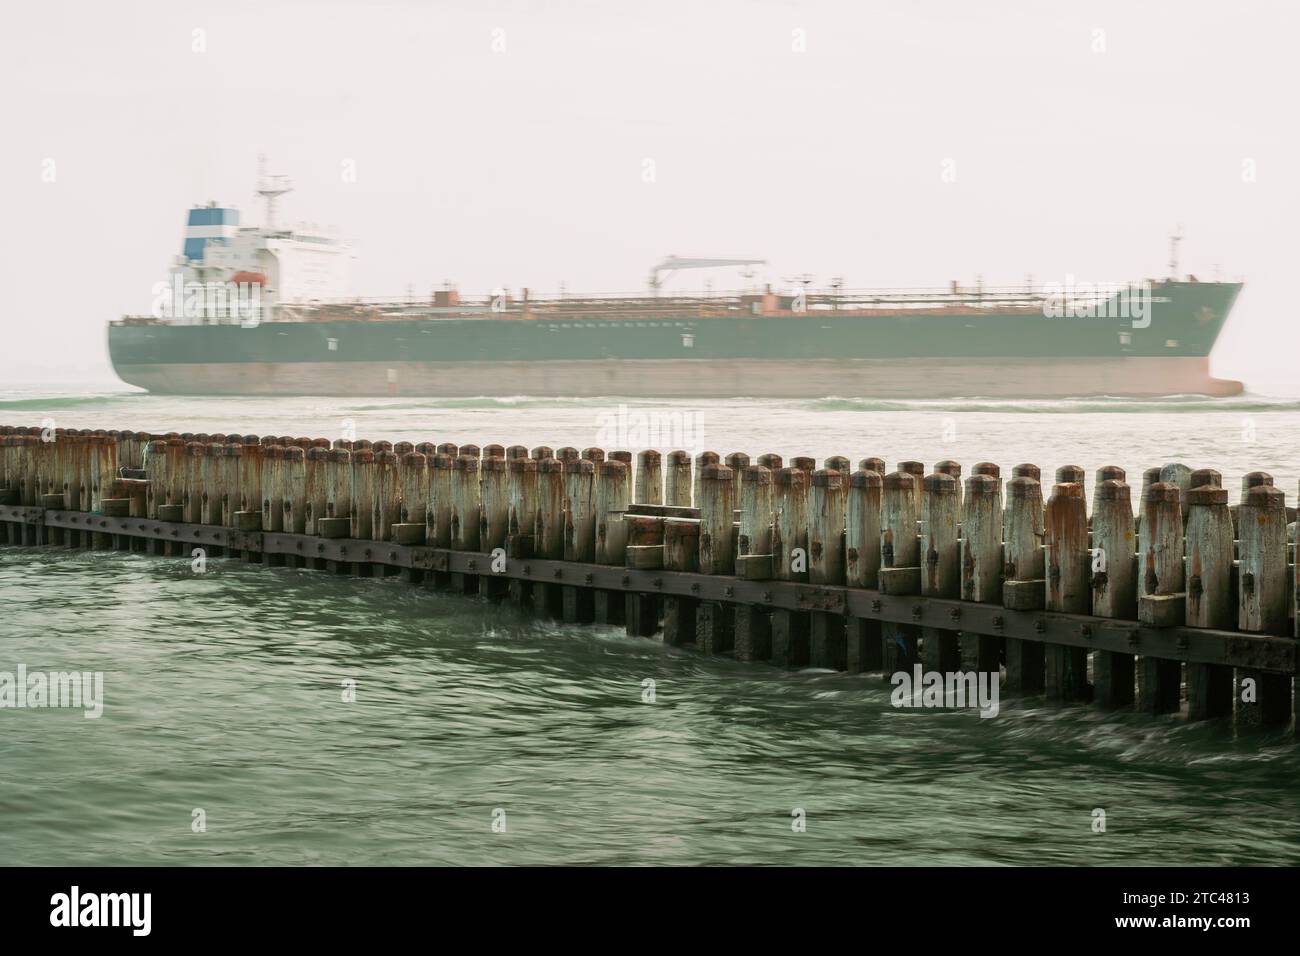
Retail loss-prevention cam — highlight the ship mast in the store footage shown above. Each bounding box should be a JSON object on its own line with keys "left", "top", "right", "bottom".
{"left": 256, "top": 154, "right": 293, "bottom": 231}
{"left": 1168, "top": 224, "right": 1184, "bottom": 279}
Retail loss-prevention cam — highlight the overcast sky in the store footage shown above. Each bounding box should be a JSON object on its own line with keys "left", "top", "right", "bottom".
{"left": 2, "top": 0, "right": 1296, "bottom": 384}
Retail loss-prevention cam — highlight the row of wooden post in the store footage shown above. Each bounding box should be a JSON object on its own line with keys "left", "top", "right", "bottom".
{"left": 1, "top": 426, "right": 1296, "bottom": 730}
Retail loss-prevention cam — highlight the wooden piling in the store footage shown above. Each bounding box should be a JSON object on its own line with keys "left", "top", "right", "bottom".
{"left": 304, "top": 447, "right": 329, "bottom": 536}
{"left": 1090, "top": 480, "right": 1137, "bottom": 707}
{"left": 451, "top": 455, "right": 482, "bottom": 592}
{"left": 846, "top": 469, "right": 883, "bottom": 672}
{"left": 692, "top": 451, "right": 720, "bottom": 511}
{"left": 959, "top": 473, "right": 1002, "bottom": 674}
{"left": 664, "top": 450, "right": 692, "bottom": 507}
{"left": 350, "top": 450, "right": 375, "bottom": 542}
{"left": 1044, "top": 482, "right": 1090, "bottom": 701}
{"left": 535, "top": 458, "right": 566, "bottom": 617}
{"left": 920, "top": 472, "right": 961, "bottom": 674}
{"left": 282, "top": 447, "right": 307, "bottom": 544}
{"left": 696, "top": 463, "right": 735, "bottom": 654}
{"left": 1003, "top": 475, "right": 1046, "bottom": 692}
{"left": 593, "top": 460, "right": 629, "bottom": 624}
{"left": 935, "top": 460, "right": 962, "bottom": 515}
{"left": 1136, "top": 482, "right": 1184, "bottom": 713}
{"left": 635, "top": 450, "right": 663, "bottom": 505}
{"left": 1184, "top": 484, "right": 1235, "bottom": 720}
{"left": 771, "top": 466, "right": 810, "bottom": 667}
{"left": 662, "top": 518, "right": 700, "bottom": 646}
{"left": 809, "top": 468, "right": 847, "bottom": 669}
{"left": 562, "top": 459, "right": 595, "bottom": 622}
{"left": 880, "top": 470, "right": 921, "bottom": 676}
{"left": 373, "top": 450, "right": 402, "bottom": 548}
{"left": 1236, "top": 484, "right": 1291, "bottom": 729}
{"left": 734, "top": 464, "right": 773, "bottom": 661}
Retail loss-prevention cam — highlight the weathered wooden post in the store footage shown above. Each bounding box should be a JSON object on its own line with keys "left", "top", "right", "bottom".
{"left": 237, "top": 440, "right": 265, "bottom": 534}
{"left": 610, "top": 448, "right": 633, "bottom": 512}
{"left": 920, "top": 472, "right": 961, "bottom": 673}
{"left": 662, "top": 518, "right": 700, "bottom": 645}
{"left": 808, "top": 468, "right": 847, "bottom": 670}
{"left": 1236, "top": 484, "right": 1291, "bottom": 729}
{"left": 282, "top": 446, "right": 307, "bottom": 546}
{"left": 395, "top": 447, "right": 431, "bottom": 538}
{"left": 724, "top": 452, "right": 749, "bottom": 505}
{"left": 824, "top": 456, "right": 851, "bottom": 477}
{"left": 1235, "top": 470, "right": 1273, "bottom": 538}
{"left": 372, "top": 449, "right": 402, "bottom": 550}
{"left": 427, "top": 452, "right": 453, "bottom": 568}
{"left": 1044, "top": 482, "right": 1090, "bottom": 701}
{"left": 535, "top": 458, "right": 566, "bottom": 618}
{"left": 474, "top": 455, "right": 509, "bottom": 595}
{"left": 530, "top": 445, "right": 553, "bottom": 461}
{"left": 593, "top": 460, "right": 629, "bottom": 624}
{"left": 846, "top": 469, "right": 883, "bottom": 672}
{"left": 971, "top": 462, "right": 1002, "bottom": 519}
{"left": 934, "top": 460, "right": 962, "bottom": 516}
{"left": 623, "top": 514, "right": 663, "bottom": 638}
{"left": 734, "top": 464, "right": 773, "bottom": 661}
{"left": 1055, "top": 465, "right": 1085, "bottom": 505}
{"left": 1184, "top": 484, "right": 1235, "bottom": 720}
{"left": 880, "top": 470, "right": 921, "bottom": 676}
{"left": 303, "top": 447, "right": 329, "bottom": 537}
{"left": 505, "top": 457, "right": 539, "bottom": 607}
{"left": 188, "top": 441, "right": 210, "bottom": 524}
{"left": 1002, "top": 475, "right": 1045, "bottom": 698}
{"left": 693, "top": 451, "right": 720, "bottom": 510}
{"left": 350, "top": 449, "right": 375, "bottom": 545}
{"left": 1136, "top": 482, "right": 1184, "bottom": 712}
{"left": 664, "top": 450, "right": 692, "bottom": 507}
{"left": 262, "top": 445, "right": 286, "bottom": 538}
{"left": 959, "top": 473, "right": 1002, "bottom": 674}
{"left": 635, "top": 450, "right": 662, "bottom": 505}
{"left": 451, "top": 455, "right": 482, "bottom": 593}
{"left": 562, "top": 458, "right": 596, "bottom": 622}
{"left": 771, "top": 466, "right": 810, "bottom": 667}
{"left": 1092, "top": 465, "right": 1125, "bottom": 517}
{"left": 696, "top": 463, "right": 735, "bottom": 654}
{"left": 1160, "top": 462, "right": 1192, "bottom": 511}
{"left": 1090, "top": 479, "right": 1137, "bottom": 707}
{"left": 758, "top": 453, "right": 784, "bottom": 473}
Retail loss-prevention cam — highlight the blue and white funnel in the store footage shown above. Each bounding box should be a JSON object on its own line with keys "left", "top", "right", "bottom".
{"left": 182, "top": 204, "right": 240, "bottom": 261}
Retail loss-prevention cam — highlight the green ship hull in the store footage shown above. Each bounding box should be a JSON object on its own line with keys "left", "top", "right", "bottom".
{"left": 108, "top": 281, "right": 1242, "bottom": 398}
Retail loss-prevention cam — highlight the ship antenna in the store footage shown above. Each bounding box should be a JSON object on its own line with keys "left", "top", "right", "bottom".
{"left": 256, "top": 153, "right": 293, "bottom": 230}
{"left": 1168, "top": 224, "right": 1184, "bottom": 279}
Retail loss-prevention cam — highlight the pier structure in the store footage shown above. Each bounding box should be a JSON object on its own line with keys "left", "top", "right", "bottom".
{"left": 1, "top": 424, "right": 1296, "bottom": 732}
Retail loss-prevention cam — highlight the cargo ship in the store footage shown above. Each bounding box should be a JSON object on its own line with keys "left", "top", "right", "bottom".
{"left": 108, "top": 173, "right": 1244, "bottom": 399}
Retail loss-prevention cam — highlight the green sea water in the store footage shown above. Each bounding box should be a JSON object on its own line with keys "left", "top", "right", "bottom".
{"left": 2, "top": 386, "right": 1299, "bottom": 865}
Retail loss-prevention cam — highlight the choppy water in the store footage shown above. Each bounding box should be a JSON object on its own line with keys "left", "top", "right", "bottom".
{"left": 2, "top": 383, "right": 1299, "bottom": 865}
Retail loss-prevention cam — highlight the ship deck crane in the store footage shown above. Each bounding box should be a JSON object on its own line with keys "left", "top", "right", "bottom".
{"left": 649, "top": 256, "right": 766, "bottom": 294}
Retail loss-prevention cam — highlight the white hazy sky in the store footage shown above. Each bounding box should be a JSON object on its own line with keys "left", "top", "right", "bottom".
{"left": 1, "top": 0, "right": 1296, "bottom": 383}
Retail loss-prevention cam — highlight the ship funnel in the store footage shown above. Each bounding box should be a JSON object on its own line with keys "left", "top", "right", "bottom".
{"left": 182, "top": 204, "right": 240, "bottom": 261}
